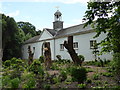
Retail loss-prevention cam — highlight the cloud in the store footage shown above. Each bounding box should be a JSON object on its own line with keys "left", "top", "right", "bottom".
{"left": 6, "top": 10, "right": 20, "bottom": 17}
{"left": 0, "top": 0, "right": 89, "bottom": 4}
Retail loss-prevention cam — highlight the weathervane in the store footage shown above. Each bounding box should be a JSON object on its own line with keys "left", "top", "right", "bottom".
{"left": 55, "top": 6, "right": 59, "bottom": 10}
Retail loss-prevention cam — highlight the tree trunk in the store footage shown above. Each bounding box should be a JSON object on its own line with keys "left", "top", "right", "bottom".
{"left": 63, "top": 36, "right": 82, "bottom": 66}
{"left": 44, "top": 42, "right": 52, "bottom": 69}
{"left": 28, "top": 46, "right": 34, "bottom": 65}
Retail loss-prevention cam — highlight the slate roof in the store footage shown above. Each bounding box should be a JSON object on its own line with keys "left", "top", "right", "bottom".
{"left": 46, "top": 28, "right": 57, "bottom": 36}
{"left": 55, "top": 24, "right": 93, "bottom": 38}
{"left": 24, "top": 35, "right": 40, "bottom": 44}
{"left": 23, "top": 24, "right": 94, "bottom": 44}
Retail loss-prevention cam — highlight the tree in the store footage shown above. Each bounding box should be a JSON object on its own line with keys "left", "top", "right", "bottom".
{"left": 2, "top": 14, "right": 25, "bottom": 60}
{"left": 83, "top": 1, "right": 120, "bottom": 84}
{"left": 17, "top": 21, "right": 37, "bottom": 40}
{"left": 63, "top": 36, "right": 83, "bottom": 66}
{"left": 83, "top": 1, "right": 120, "bottom": 53}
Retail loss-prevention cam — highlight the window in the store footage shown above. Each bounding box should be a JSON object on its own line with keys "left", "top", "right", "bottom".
{"left": 33, "top": 47, "right": 35, "bottom": 51}
{"left": 73, "top": 42, "right": 78, "bottom": 49}
{"left": 60, "top": 44, "right": 64, "bottom": 50}
{"left": 90, "top": 40, "right": 97, "bottom": 49}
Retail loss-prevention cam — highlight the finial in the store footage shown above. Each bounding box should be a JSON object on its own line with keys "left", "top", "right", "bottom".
{"left": 55, "top": 6, "right": 59, "bottom": 10}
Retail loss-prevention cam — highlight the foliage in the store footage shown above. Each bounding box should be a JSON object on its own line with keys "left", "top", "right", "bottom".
{"left": 78, "top": 55, "right": 85, "bottom": 64}
{"left": 86, "top": 78, "right": 92, "bottom": 84}
{"left": 70, "top": 66, "right": 87, "bottom": 83}
{"left": 102, "top": 72, "right": 113, "bottom": 77}
{"left": 93, "top": 74, "right": 100, "bottom": 80}
{"left": 77, "top": 83, "right": 86, "bottom": 89}
{"left": 84, "top": 2, "right": 120, "bottom": 53}
{"left": 17, "top": 21, "right": 36, "bottom": 38}
{"left": 39, "top": 56, "right": 44, "bottom": 63}
{"left": 29, "top": 59, "right": 44, "bottom": 75}
{"left": 43, "top": 84, "right": 51, "bottom": 90}
{"left": 21, "top": 71, "right": 36, "bottom": 88}
{"left": 112, "top": 53, "right": 120, "bottom": 83}
{"left": 59, "top": 70, "right": 67, "bottom": 82}
{"left": 56, "top": 55, "right": 62, "bottom": 61}
{"left": 1, "top": 14, "right": 25, "bottom": 60}
{"left": 11, "top": 78, "right": 20, "bottom": 88}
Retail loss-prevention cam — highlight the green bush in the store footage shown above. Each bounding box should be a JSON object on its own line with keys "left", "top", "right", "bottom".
{"left": 86, "top": 78, "right": 92, "bottom": 83}
{"left": 77, "top": 83, "right": 86, "bottom": 89}
{"left": 2, "top": 76, "right": 11, "bottom": 88}
{"left": 39, "top": 56, "right": 44, "bottom": 63}
{"left": 78, "top": 55, "right": 85, "bottom": 62}
{"left": 11, "top": 78, "right": 20, "bottom": 88}
{"left": 29, "top": 60, "right": 44, "bottom": 75}
{"left": 93, "top": 74, "right": 100, "bottom": 80}
{"left": 113, "top": 53, "right": 120, "bottom": 83}
{"left": 4, "top": 60, "right": 11, "bottom": 68}
{"left": 56, "top": 55, "right": 62, "bottom": 61}
{"left": 59, "top": 70, "right": 67, "bottom": 82}
{"left": 44, "top": 84, "right": 51, "bottom": 90}
{"left": 21, "top": 71, "right": 36, "bottom": 88}
{"left": 70, "top": 67, "right": 87, "bottom": 83}
{"left": 102, "top": 72, "right": 113, "bottom": 77}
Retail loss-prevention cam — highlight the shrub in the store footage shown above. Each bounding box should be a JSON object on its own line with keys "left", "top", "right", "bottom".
{"left": 11, "top": 78, "right": 20, "bottom": 88}
{"left": 56, "top": 55, "right": 62, "bottom": 61}
{"left": 39, "top": 56, "right": 44, "bottom": 63}
{"left": 113, "top": 53, "right": 120, "bottom": 84}
{"left": 21, "top": 71, "right": 36, "bottom": 88}
{"left": 93, "top": 74, "right": 100, "bottom": 80}
{"left": 78, "top": 55, "right": 85, "bottom": 62}
{"left": 4, "top": 60, "right": 11, "bottom": 68}
{"left": 102, "top": 72, "right": 113, "bottom": 77}
{"left": 70, "top": 67, "right": 87, "bottom": 83}
{"left": 86, "top": 78, "right": 92, "bottom": 83}
{"left": 44, "top": 84, "right": 51, "bottom": 90}
{"left": 2, "top": 76, "right": 11, "bottom": 88}
{"left": 29, "top": 60, "right": 44, "bottom": 75}
{"left": 77, "top": 84, "right": 86, "bottom": 89}
{"left": 59, "top": 70, "right": 67, "bottom": 82}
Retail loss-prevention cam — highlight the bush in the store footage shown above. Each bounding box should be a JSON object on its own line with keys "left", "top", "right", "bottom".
{"left": 39, "top": 56, "right": 44, "bottom": 63}
{"left": 11, "top": 78, "right": 20, "bottom": 88}
{"left": 44, "top": 84, "right": 51, "bottom": 90}
{"left": 77, "top": 84, "right": 86, "bottom": 89}
{"left": 78, "top": 55, "right": 85, "bottom": 62}
{"left": 4, "top": 60, "right": 11, "bottom": 68}
{"left": 56, "top": 55, "right": 62, "bottom": 61}
{"left": 21, "top": 71, "right": 36, "bottom": 88}
{"left": 113, "top": 53, "right": 120, "bottom": 83}
{"left": 70, "top": 67, "right": 87, "bottom": 83}
{"left": 59, "top": 70, "right": 67, "bottom": 82}
{"left": 29, "top": 60, "right": 44, "bottom": 76}
{"left": 93, "top": 74, "right": 100, "bottom": 80}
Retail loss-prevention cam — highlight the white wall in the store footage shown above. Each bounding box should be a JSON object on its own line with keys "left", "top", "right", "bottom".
{"left": 22, "top": 39, "right": 55, "bottom": 60}
{"left": 22, "top": 32, "right": 112, "bottom": 61}
{"left": 54, "top": 32, "right": 112, "bottom": 61}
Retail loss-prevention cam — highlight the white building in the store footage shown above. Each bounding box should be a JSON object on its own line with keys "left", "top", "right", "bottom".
{"left": 22, "top": 10, "right": 112, "bottom": 61}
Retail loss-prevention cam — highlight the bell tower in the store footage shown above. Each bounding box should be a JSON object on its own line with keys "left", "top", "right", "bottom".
{"left": 53, "top": 9, "right": 63, "bottom": 31}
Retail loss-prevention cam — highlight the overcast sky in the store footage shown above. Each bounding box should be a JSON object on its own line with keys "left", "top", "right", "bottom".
{"left": 0, "top": 0, "right": 89, "bottom": 30}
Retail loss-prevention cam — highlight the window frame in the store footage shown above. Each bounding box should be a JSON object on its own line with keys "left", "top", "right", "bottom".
{"left": 60, "top": 44, "right": 64, "bottom": 51}
{"left": 73, "top": 42, "right": 78, "bottom": 49}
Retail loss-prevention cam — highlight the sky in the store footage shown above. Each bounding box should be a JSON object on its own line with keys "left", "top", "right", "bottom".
{"left": 0, "top": 0, "right": 89, "bottom": 31}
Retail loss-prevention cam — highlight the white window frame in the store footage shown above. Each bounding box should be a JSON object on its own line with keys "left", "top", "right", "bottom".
{"left": 73, "top": 42, "right": 78, "bottom": 49}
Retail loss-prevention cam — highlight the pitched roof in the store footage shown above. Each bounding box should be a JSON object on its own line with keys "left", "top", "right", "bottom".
{"left": 24, "top": 35, "right": 40, "bottom": 44}
{"left": 23, "top": 23, "right": 94, "bottom": 44}
{"left": 55, "top": 24, "right": 93, "bottom": 38}
{"left": 45, "top": 28, "right": 57, "bottom": 36}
